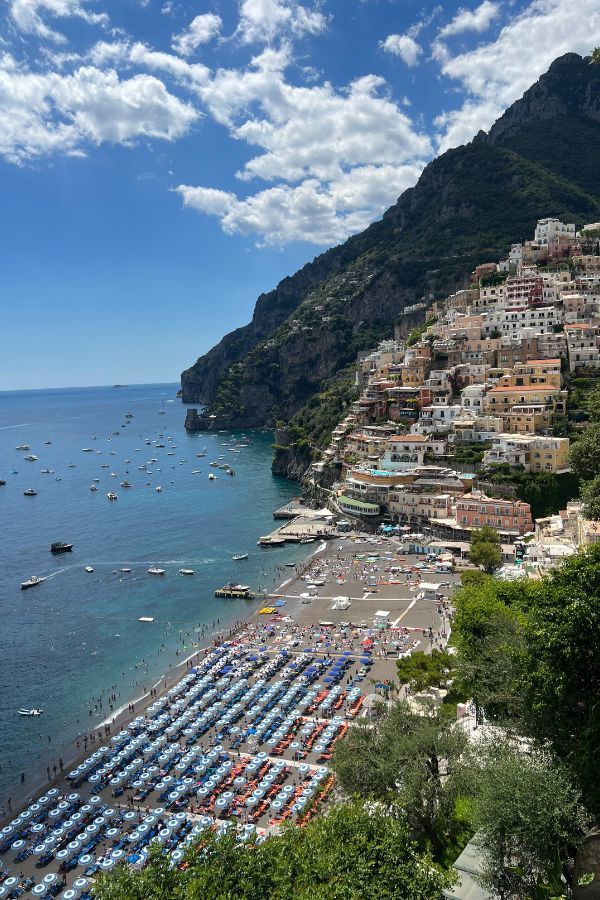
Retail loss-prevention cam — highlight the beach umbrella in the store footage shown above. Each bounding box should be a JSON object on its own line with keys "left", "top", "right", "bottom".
{"left": 100, "top": 858, "right": 116, "bottom": 870}
{"left": 3, "top": 879, "right": 18, "bottom": 889}
{"left": 43, "top": 873, "right": 57, "bottom": 886}
{"left": 78, "top": 854, "right": 93, "bottom": 867}
{"left": 73, "top": 879, "right": 89, "bottom": 891}
{"left": 111, "top": 849, "right": 125, "bottom": 861}
{"left": 89, "top": 795, "right": 101, "bottom": 804}
{"left": 31, "top": 885, "right": 47, "bottom": 897}
{"left": 47, "top": 788, "right": 59, "bottom": 797}
{"left": 106, "top": 827, "right": 119, "bottom": 839}
{"left": 60, "top": 891, "right": 78, "bottom": 900}
{"left": 33, "top": 843, "right": 46, "bottom": 855}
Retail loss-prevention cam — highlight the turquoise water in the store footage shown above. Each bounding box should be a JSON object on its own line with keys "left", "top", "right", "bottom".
{"left": 0, "top": 383, "right": 304, "bottom": 806}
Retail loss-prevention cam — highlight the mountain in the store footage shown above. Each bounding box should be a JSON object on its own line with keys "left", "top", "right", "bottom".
{"left": 181, "top": 52, "right": 600, "bottom": 442}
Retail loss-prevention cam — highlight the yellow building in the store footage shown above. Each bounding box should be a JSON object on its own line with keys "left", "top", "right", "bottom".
{"left": 502, "top": 404, "right": 554, "bottom": 434}
{"left": 511, "top": 359, "right": 562, "bottom": 388}
{"left": 486, "top": 383, "right": 567, "bottom": 416}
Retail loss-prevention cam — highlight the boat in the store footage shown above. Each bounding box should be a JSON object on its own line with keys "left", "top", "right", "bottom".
{"left": 68, "top": 464, "right": 76, "bottom": 468}
{"left": 227, "top": 469, "right": 235, "bottom": 476}
{"left": 258, "top": 536, "right": 286, "bottom": 547}
{"left": 0, "top": 480, "right": 5, "bottom": 486}
{"left": 90, "top": 484, "right": 98, "bottom": 491}
{"left": 23, "top": 488, "right": 37, "bottom": 496}
{"left": 156, "top": 486, "right": 162, "bottom": 492}
{"left": 24, "top": 455, "right": 37, "bottom": 462}
{"left": 82, "top": 448, "right": 93, "bottom": 453}
{"left": 101, "top": 463, "right": 109, "bottom": 468}
{"left": 300, "top": 538, "right": 315, "bottom": 544}
{"left": 179, "top": 568, "right": 194, "bottom": 575}
{"left": 18, "top": 708, "right": 43, "bottom": 716}
{"left": 106, "top": 492, "right": 118, "bottom": 501}
{"left": 84, "top": 566, "right": 94, "bottom": 573}
{"left": 120, "top": 481, "right": 132, "bottom": 488}
{"left": 45, "top": 441, "right": 52, "bottom": 445}
{"left": 208, "top": 474, "right": 217, "bottom": 480}
{"left": 50, "top": 542, "right": 73, "bottom": 554}
{"left": 119, "top": 567, "right": 132, "bottom": 573}
{"left": 215, "top": 583, "right": 254, "bottom": 599}
{"left": 16, "top": 444, "right": 30, "bottom": 451}
{"left": 41, "top": 468, "right": 53, "bottom": 474}
{"left": 232, "top": 554, "right": 249, "bottom": 561}
{"left": 21, "top": 575, "right": 45, "bottom": 590}
{"left": 148, "top": 567, "right": 166, "bottom": 576}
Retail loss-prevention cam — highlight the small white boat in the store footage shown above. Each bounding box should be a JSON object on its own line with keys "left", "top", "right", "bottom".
{"left": 18, "top": 708, "right": 43, "bottom": 716}
{"left": 106, "top": 492, "right": 118, "bottom": 501}
{"left": 82, "top": 448, "right": 93, "bottom": 453}
{"left": 84, "top": 565, "right": 94, "bottom": 573}
{"left": 23, "top": 488, "right": 37, "bottom": 496}
{"left": 232, "top": 554, "right": 249, "bottom": 561}
{"left": 21, "top": 575, "right": 45, "bottom": 590}
{"left": 148, "top": 567, "right": 165, "bottom": 576}
{"left": 24, "top": 454, "right": 37, "bottom": 461}
{"left": 208, "top": 474, "right": 217, "bottom": 480}
{"left": 179, "top": 568, "right": 194, "bottom": 575}
{"left": 90, "top": 484, "right": 98, "bottom": 491}
{"left": 16, "top": 444, "right": 30, "bottom": 451}
{"left": 156, "top": 486, "right": 162, "bottom": 492}
{"left": 120, "top": 481, "right": 132, "bottom": 488}
{"left": 119, "top": 567, "right": 132, "bottom": 573}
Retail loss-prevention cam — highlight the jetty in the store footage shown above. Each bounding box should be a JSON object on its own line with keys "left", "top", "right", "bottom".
{"left": 214, "top": 583, "right": 255, "bottom": 599}
{"left": 260, "top": 508, "right": 337, "bottom": 545}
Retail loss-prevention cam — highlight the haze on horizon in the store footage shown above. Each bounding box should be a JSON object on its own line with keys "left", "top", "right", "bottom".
{"left": 1, "top": 0, "right": 599, "bottom": 391}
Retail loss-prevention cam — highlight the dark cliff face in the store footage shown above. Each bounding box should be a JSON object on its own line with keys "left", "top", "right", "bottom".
{"left": 181, "top": 52, "right": 600, "bottom": 426}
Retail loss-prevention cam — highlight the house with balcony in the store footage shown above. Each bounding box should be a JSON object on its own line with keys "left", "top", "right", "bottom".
{"left": 565, "top": 323, "right": 600, "bottom": 371}
{"left": 411, "top": 404, "right": 464, "bottom": 435}
{"left": 455, "top": 492, "right": 533, "bottom": 535}
{"left": 483, "top": 435, "right": 569, "bottom": 472}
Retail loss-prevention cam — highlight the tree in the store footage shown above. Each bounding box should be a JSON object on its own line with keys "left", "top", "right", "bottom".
{"left": 93, "top": 801, "right": 454, "bottom": 900}
{"left": 581, "top": 474, "right": 600, "bottom": 520}
{"left": 569, "top": 425, "right": 600, "bottom": 480}
{"left": 471, "top": 743, "right": 587, "bottom": 899}
{"left": 520, "top": 545, "right": 600, "bottom": 816}
{"left": 469, "top": 526, "right": 502, "bottom": 574}
{"left": 452, "top": 574, "right": 528, "bottom": 724}
{"left": 332, "top": 703, "right": 470, "bottom": 857}
{"left": 396, "top": 649, "right": 454, "bottom": 693}
{"left": 584, "top": 382, "right": 600, "bottom": 422}
{"left": 592, "top": 47, "right": 600, "bottom": 64}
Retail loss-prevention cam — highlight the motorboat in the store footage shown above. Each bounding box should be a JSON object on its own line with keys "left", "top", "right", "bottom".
{"left": 119, "top": 567, "right": 132, "bottom": 573}
{"left": 106, "top": 492, "right": 118, "bottom": 501}
{"left": 0, "top": 480, "right": 5, "bottom": 486}
{"left": 156, "top": 486, "right": 162, "bottom": 492}
{"left": 227, "top": 469, "right": 235, "bottom": 476}
{"left": 50, "top": 542, "right": 73, "bottom": 554}
{"left": 90, "top": 484, "right": 98, "bottom": 491}
{"left": 148, "top": 567, "right": 165, "bottom": 576}
{"left": 24, "top": 454, "right": 37, "bottom": 461}
{"left": 21, "top": 575, "right": 45, "bottom": 590}
{"left": 120, "top": 481, "right": 132, "bottom": 488}
{"left": 16, "top": 444, "right": 30, "bottom": 451}
{"left": 23, "top": 488, "right": 37, "bottom": 496}
{"left": 82, "top": 448, "right": 93, "bottom": 453}
{"left": 84, "top": 565, "right": 94, "bottom": 573}
{"left": 179, "top": 568, "right": 194, "bottom": 576}
{"left": 18, "top": 708, "right": 43, "bottom": 716}
{"left": 208, "top": 474, "right": 217, "bottom": 480}
{"left": 232, "top": 554, "right": 248, "bottom": 561}
{"left": 101, "top": 463, "right": 109, "bottom": 468}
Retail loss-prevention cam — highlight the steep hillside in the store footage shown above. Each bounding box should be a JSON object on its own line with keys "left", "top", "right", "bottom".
{"left": 181, "top": 53, "right": 600, "bottom": 432}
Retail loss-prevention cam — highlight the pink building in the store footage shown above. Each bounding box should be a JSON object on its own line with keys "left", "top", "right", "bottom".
{"left": 456, "top": 492, "right": 533, "bottom": 534}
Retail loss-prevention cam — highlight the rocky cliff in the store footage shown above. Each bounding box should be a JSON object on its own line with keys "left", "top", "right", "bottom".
{"left": 182, "top": 53, "right": 600, "bottom": 445}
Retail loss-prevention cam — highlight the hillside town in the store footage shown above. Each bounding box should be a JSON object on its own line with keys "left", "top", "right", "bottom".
{"left": 312, "top": 217, "right": 600, "bottom": 578}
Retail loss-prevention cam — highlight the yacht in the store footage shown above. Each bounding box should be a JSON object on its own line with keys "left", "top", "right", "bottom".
{"left": 84, "top": 565, "right": 94, "bottom": 573}
{"left": 232, "top": 554, "right": 248, "bottom": 561}
{"left": 156, "top": 486, "right": 162, "bottom": 492}
{"left": 106, "top": 492, "right": 118, "bottom": 501}
{"left": 23, "top": 488, "right": 37, "bottom": 496}
{"left": 101, "top": 463, "right": 109, "bottom": 468}
{"left": 41, "top": 468, "right": 53, "bottom": 474}
{"left": 21, "top": 575, "right": 45, "bottom": 590}
{"left": 120, "top": 481, "right": 132, "bottom": 488}
{"left": 18, "top": 708, "right": 43, "bottom": 716}
{"left": 90, "top": 484, "right": 98, "bottom": 491}
{"left": 24, "top": 455, "right": 37, "bottom": 462}
{"left": 119, "top": 567, "right": 132, "bottom": 573}
{"left": 179, "top": 568, "right": 194, "bottom": 576}
{"left": 148, "top": 567, "right": 165, "bottom": 576}
{"left": 16, "top": 444, "right": 30, "bottom": 451}
{"left": 208, "top": 473, "right": 217, "bottom": 480}
{"left": 50, "top": 542, "right": 73, "bottom": 554}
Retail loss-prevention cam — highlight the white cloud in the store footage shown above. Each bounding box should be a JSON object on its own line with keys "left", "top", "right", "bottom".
{"left": 8, "top": 0, "right": 109, "bottom": 44}
{"left": 438, "top": 1, "right": 499, "bottom": 38}
{"left": 435, "top": 0, "right": 600, "bottom": 152}
{"left": 176, "top": 162, "right": 422, "bottom": 246}
{"left": 0, "top": 55, "right": 199, "bottom": 163}
{"left": 176, "top": 50, "right": 430, "bottom": 245}
{"left": 171, "top": 13, "right": 222, "bottom": 57}
{"left": 236, "top": 0, "right": 327, "bottom": 45}
{"left": 380, "top": 34, "right": 422, "bottom": 67}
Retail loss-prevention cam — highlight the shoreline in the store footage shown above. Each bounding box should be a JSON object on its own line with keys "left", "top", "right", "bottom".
{"left": 0, "top": 539, "right": 324, "bottom": 825}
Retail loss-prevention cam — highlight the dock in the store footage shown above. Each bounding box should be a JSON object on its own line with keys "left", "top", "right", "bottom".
{"left": 261, "top": 509, "right": 337, "bottom": 545}
{"left": 273, "top": 498, "right": 307, "bottom": 519}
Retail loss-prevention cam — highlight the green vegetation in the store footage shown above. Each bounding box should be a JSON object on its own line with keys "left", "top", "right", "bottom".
{"left": 93, "top": 801, "right": 453, "bottom": 900}
{"left": 569, "top": 424, "right": 600, "bottom": 480}
{"left": 395, "top": 649, "right": 454, "bottom": 693}
{"left": 406, "top": 319, "right": 435, "bottom": 346}
{"left": 468, "top": 525, "right": 502, "bottom": 574}
{"left": 482, "top": 468, "right": 580, "bottom": 518}
{"left": 581, "top": 475, "right": 600, "bottom": 519}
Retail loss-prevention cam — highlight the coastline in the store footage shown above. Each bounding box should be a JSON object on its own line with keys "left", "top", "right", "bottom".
{"left": 0, "top": 538, "right": 322, "bottom": 825}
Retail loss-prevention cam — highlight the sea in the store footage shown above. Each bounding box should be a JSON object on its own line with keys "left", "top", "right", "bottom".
{"left": 0, "top": 383, "right": 306, "bottom": 807}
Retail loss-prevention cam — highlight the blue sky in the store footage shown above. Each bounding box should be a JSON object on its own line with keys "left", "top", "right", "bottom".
{"left": 1, "top": 0, "right": 599, "bottom": 390}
